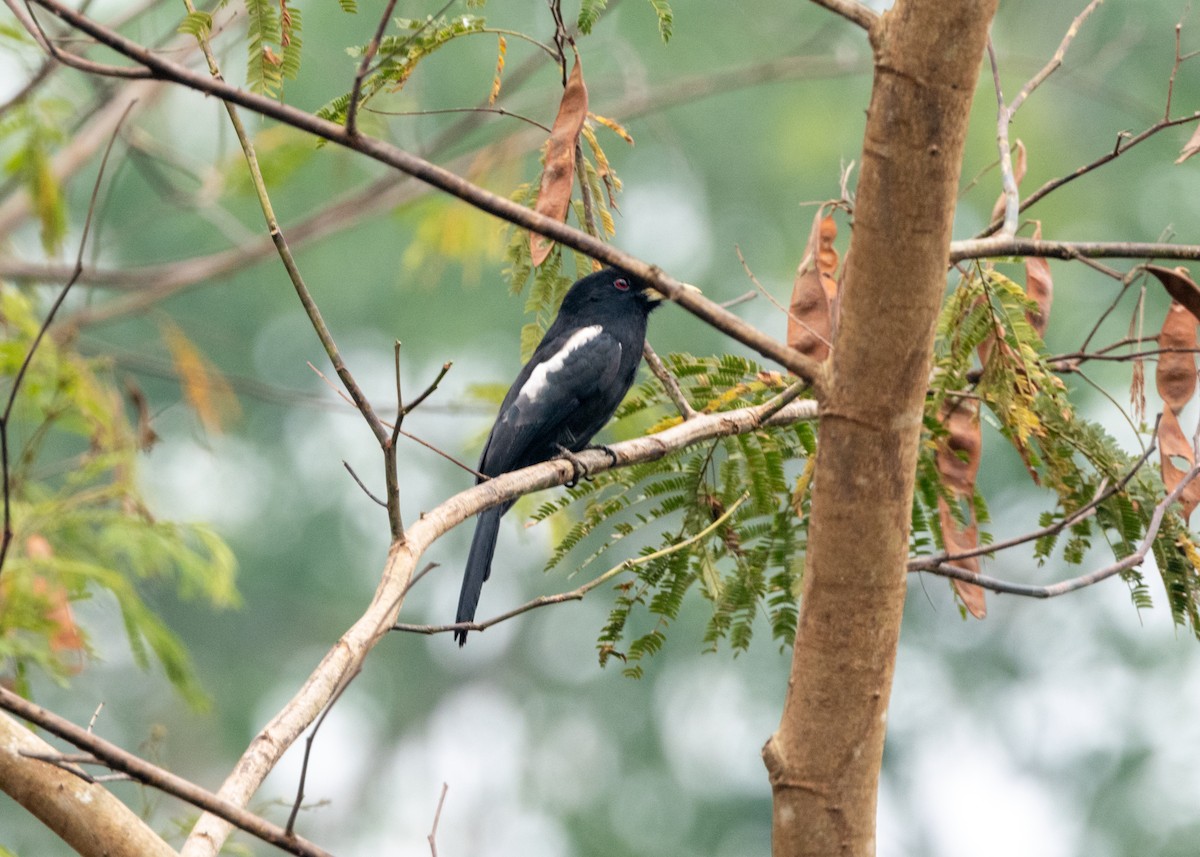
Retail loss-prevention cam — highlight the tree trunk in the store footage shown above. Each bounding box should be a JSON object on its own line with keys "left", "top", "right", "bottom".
{"left": 763, "top": 2, "right": 1000, "bottom": 855}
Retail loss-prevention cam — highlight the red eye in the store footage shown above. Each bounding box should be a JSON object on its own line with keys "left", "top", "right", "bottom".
{"left": 613, "top": 278, "right": 630, "bottom": 291}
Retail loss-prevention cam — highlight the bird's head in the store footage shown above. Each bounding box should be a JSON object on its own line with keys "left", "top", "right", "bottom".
{"left": 560, "top": 267, "right": 697, "bottom": 318}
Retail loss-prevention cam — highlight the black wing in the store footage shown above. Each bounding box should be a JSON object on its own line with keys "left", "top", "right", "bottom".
{"left": 479, "top": 324, "right": 624, "bottom": 477}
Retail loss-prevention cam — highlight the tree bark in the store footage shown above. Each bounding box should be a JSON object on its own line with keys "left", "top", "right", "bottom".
{"left": 764, "top": 2, "right": 1000, "bottom": 855}
{"left": 0, "top": 711, "right": 178, "bottom": 857}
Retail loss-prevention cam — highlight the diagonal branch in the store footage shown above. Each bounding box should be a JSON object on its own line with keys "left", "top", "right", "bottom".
{"left": 394, "top": 493, "right": 749, "bottom": 637}
{"left": 909, "top": 435, "right": 1157, "bottom": 572}
{"left": 0, "top": 711, "right": 176, "bottom": 857}
{"left": 169, "top": 396, "right": 816, "bottom": 857}
{"left": 344, "top": 0, "right": 402, "bottom": 137}
{"left": 0, "top": 691, "right": 334, "bottom": 857}
{"left": 914, "top": 463, "right": 1200, "bottom": 599}
{"left": 973, "top": 110, "right": 1200, "bottom": 239}
{"left": 23, "top": 0, "right": 828, "bottom": 393}
{"left": 810, "top": 0, "right": 878, "bottom": 31}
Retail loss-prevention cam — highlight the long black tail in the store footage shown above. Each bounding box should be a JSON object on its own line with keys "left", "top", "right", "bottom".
{"left": 456, "top": 507, "right": 502, "bottom": 645}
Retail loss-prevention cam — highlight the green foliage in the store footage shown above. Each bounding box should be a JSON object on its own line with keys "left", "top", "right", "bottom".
{"left": 649, "top": 0, "right": 674, "bottom": 41}
{"left": 0, "top": 100, "right": 69, "bottom": 255}
{"left": 925, "top": 268, "right": 1200, "bottom": 633}
{"left": 337, "top": 0, "right": 357, "bottom": 12}
{"left": 522, "top": 260, "right": 1200, "bottom": 675}
{"left": 0, "top": 287, "right": 238, "bottom": 706}
{"left": 244, "top": 0, "right": 302, "bottom": 99}
{"left": 316, "top": 14, "right": 486, "bottom": 125}
{"left": 530, "top": 355, "right": 813, "bottom": 675}
{"left": 577, "top": 0, "right": 610, "bottom": 34}
{"left": 178, "top": 10, "right": 214, "bottom": 40}
{"left": 578, "top": 0, "right": 671, "bottom": 41}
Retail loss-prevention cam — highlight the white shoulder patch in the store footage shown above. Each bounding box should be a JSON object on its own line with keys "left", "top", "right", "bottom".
{"left": 517, "top": 325, "right": 605, "bottom": 404}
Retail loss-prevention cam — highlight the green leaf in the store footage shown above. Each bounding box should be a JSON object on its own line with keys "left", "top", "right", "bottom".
{"left": 648, "top": 0, "right": 674, "bottom": 41}
{"left": 578, "top": 0, "right": 610, "bottom": 33}
{"left": 178, "top": 10, "right": 213, "bottom": 40}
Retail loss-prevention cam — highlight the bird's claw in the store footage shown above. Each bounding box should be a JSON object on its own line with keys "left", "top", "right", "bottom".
{"left": 555, "top": 444, "right": 589, "bottom": 488}
{"left": 556, "top": 444, "right": 619, "bottom": 488}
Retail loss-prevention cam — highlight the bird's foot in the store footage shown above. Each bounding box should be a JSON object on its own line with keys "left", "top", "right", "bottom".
{"left": 555, "top": 444, "right": 618, "bottom": 488}
{"left": 555, "top": 445, "right": 589, "bottom": 488}
{"left": 589, "top": 444, "right": 619, "bottom": 468}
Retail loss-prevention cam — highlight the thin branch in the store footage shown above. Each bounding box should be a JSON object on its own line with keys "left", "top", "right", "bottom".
{"left": 0, "top": 687, "right": 337, "bottom": 857}
{"left": 403, "top": 361, "right": 453, "bottom": 416}
{"left": 1008, "top": 0, "right": 1104, "bottom": 115}
{"left": 914, "top": 463, "right": 1200, "bottom": 598}
{"left": 396, "top": 427, "right": 487, "bottom": 479}
{"left": 182, "top": 0, "right": 400, "bottom": 544}
{"left": 973, "top": 110, "right": 1200, "bottom": 239}
{"left": 427, "top": 783, "right": 449, "bottom": 857}
{"left": 908, "top": 435, "right": 1157, "bottom": 571}
{"left": 285, "top": 665, "right": 362, "bottom": 836}
{"left": 309, "top": 360, "right": 483, "bottom": 479}
{"left": 733, "top": 244, "right": 834, "bottom": 351}
{"left": 642, "top": 342, "right": 696, "bottom": 419}
{"left": 0, "top": 99, "right": 132, "bottom": 577}
{"left": 168, "top": 11, "right": 405, "bottom": 851}
{"left": 986, "top": 40, "right": 1020, "bottom": 237}
{"left": 27, "top": 0, "right": 829, "bottom": 393}
{"left": 366, "top": 104, "right": 552, "bottom": 132}
{"left": 2, "top": 53, "right": 862, "bottom": 315}
{"left": 721, "top": 290, "right": 758, "bottom": 309}
{"left": 394, "top": 493, "right": 749, "bottom": 637}
{"left": 343, "top": 461, "right": 388, "bottom": 508}
{"left": 18, "top": 750, "right": 96, "bottom": 781}
{"left": 12, "top": 0, "right": 151, "bottom": 78}
{"left": 809, "top": 0, "right": 878, "bottom": 31}
{"left": 172, "top": 395, "right": 819, "bottom": 857}
{"left": 345, "top": 0, "right": 402, "bottom": 137}
{"left": 950, "top": 236, "right": 1200, "bottom": 263}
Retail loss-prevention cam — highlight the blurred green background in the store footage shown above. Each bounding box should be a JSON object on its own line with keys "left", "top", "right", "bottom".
{"left": 3, "top": 0, "right": 1200, "bottom": 854}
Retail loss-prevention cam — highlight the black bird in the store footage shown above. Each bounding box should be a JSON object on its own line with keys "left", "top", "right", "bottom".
{"left": 456, "top": 267, "right": 667, "bottom": 645}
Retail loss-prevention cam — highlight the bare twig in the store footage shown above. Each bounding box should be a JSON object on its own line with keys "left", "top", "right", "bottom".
{"left": 367, "top": 104, "right": 552, "bottom": 132}
{"left": 344, "top": 461, "right": 388, "bottom": 508}
{"left": 403, "top": 361, "right": 453, "bottom": 417}
{"left": 914, "top": 463, "right": 1200, "bottom": 598}
{"left": 950, "top": 236, "right": 1200, "bottom": 263}
{"left": 973, "top": 110, "right": 1200, "bottom": 239}
{"left": 0, "top": 99, "right": 132, "bottom": 577}
{"left": 427, "top": 783, "right": 449, "bottom": 857}
{"left": 810, "top": 0, "right": 878, "bottom": 31}
{"left": 733, "top": 244, "right": 835, "bottom": 351}
{"left": 721, "top": 290, "right": 758, "bottom": 309}
{"left": 87, "top": 702, "right": 104, "bottom": 732}
{"left": 26, "top": 0, "right": 830, "bottom": 392}
{"left": 284, "top": 665, "right": 363, "bottom": 836}
{"left": 909, "top": 435, "right": 1158, "bottom": 571}
{"left": 642, "top": 343, "right": 696, "bottom": 419}
{"left": 0, "top": 687, "right": 337, "bottom": 857}
{"left": 986, "top": 40, "right": 1020, "bottom": 237}
{"left": 345, "top": 0, "right": 402, "bottom": 137}
{"left": 1008, "top": 0, "right": 1104, "bottom": 115}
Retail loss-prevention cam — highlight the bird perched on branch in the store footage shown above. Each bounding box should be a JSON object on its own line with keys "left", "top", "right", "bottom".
{"left": 455, "top": 267, "right": 671, "bottom": 645}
